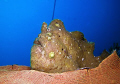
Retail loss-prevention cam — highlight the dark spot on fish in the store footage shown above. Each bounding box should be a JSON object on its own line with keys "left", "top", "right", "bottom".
{"left": 79, "top": 67, "right": 93, "bottom": 72}
{"left": 34, "top": 39, "right": 42, "bottom": 46}
{"left": 48, "top": 75, "right": 52, "bottom": 77}
{"left": 64, "top": 50, "right": 67, "bottom": 53}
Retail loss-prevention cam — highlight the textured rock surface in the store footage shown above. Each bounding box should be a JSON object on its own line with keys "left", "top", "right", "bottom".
{"left": 31, "top": 19, "right": 109, "bottom": 73}
{"left": 0, "top": 51, "right": 120, "bottom": 84}
{"left": 0, "top": 65, "right": 31, "bottom": 71}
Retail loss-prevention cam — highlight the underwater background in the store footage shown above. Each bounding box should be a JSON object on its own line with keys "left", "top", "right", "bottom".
{"left": 0, "top": 0, "right": 120, "bottom": 66}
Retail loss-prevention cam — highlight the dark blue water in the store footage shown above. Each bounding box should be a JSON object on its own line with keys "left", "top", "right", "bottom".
{"left": 0, "top": 0, "right": 120, "bottom": 66}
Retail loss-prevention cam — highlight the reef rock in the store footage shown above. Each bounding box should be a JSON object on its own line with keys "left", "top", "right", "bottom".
{"left": 31, "top": 19, "right": 109, "bottom": 73}
{"left": 0, "top": 51, "right": 120, "bottom": 84}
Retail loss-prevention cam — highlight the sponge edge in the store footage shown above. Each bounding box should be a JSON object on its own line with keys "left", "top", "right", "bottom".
{"left": 30, "top": 19, "right": 110, "bottom": 73}
{"left": 0, "top": 51, "right": 120, "bottom": 83}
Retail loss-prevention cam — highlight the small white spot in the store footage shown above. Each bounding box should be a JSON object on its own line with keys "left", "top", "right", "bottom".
{"left": 41, "top": 51, "right": 45, "bottom": 57}
{"left": 59, "top": 28, "right": 61, "bottom": 31}
{"left": 48, "top": 37, "right": 51, "bottom": 40}
{"left": 69, "top": 55, "right": 72, "bottom": 59}
{"left": 56, "top": 44, "right": 57, "bottom": 45}
{"left": 38, "top": 34, "right": 41, "bottom": 37}
{"left": 71, "top": 44, "right": 72, "bottom": 46}
{"left": 59, "top": 52, "right": 61, "bottom": 54}
{"left": 97, "top": 58, "right": 99, "bottom": 60}
{"left": 91, "top": 63, "right": 93, "bottom": 65}
{"left": 67, "top": 55, "right": 72, "bottom": 59}
{"left": 43, "top": 24, "right": 47, "bottom": 27}
{"left": 84, "top": 46, "right": 85, "bottom": 48}
{"left": 57, "top": 50, "right": 59, "bottom": 52}
{"left": 88, "top": 52, "right": 90, "bottom": 54}
{"left": 37, "top": 47, "right": 41, "bottom": 52}
{"left": 73, "top": 65, "right": 74, "bottom": 66}
{"left": 67, "top": 56, "right": 69, "bottom": 59}
{"left": 43, "top": 44, "right": 46, "bottom": 47}
{"left": 52, "top": 40, "right": 55, "bottom": 42}
{"left": 82, "top": 58, "right": 84, "bottom": 61}
{"left": 47, "top": 28, "right": 51, "bottom": 31}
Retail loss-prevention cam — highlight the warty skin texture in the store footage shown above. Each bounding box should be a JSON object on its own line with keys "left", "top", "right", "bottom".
{"left": 31, "top": 19, "right": 109, "bottom": 73}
